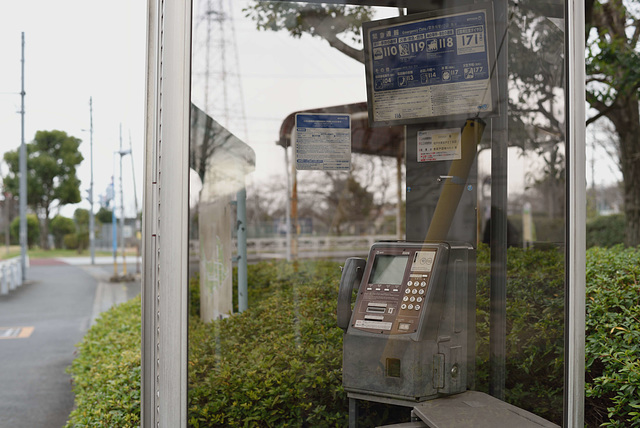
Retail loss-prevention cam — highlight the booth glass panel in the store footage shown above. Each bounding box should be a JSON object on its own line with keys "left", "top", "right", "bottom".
{"left": 187, "top": 1, "right": 567, "bottom": 426}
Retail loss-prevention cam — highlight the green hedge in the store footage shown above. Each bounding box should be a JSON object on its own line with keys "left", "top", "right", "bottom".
{"left": 188, "top": 261, "right": 349, "bottom": 427}
{"left": 65, "top": 297, "right": 141, "bottom": 427}
{"left": 586, "top": 214, "right": 626, "bottom": 248}
{"left": 66, "top": 247, "right": 640, "bottom": 427}
{"left": 475, "top": 244, "right": 565, "bottom": 424}
{"left": 585, "top": 246, "right": 640, "bottom": 428}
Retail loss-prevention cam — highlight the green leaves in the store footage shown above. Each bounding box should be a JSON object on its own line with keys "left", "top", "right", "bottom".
{"left": 475, "top": 245, "right": 565, "bottom": 424}
{"left": 242, "top": 3, "right": 374, "bottom": 63}
{"left": 585, "top": 246, "right": 640, "bottom": 427}
{"left": 3, "top": 130, "right": 83, "bottom": 209}
{"left": 3, "top": 129, "right": 83, "bottom": 248}
{"left": 243, "top": 3, "right": 373, "bottom": 41}
{"left": 188, "top": 260, "right": 352, "bottom": 426}
{"left": 65, "top": 297, "right": 142, "bottom": 428}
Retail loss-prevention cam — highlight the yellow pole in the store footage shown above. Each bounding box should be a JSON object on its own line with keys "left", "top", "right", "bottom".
{"left": 425, "top": 118, "right": 486, "bottom": 241}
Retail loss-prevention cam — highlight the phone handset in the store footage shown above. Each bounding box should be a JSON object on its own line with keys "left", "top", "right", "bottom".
{"left": 337, "top": 257, "right": 366, "bottom": 331}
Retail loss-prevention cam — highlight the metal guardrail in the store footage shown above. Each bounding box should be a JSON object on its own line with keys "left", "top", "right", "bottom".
{"left": 0, "top": 256, "right": 28, "bottom": 295}
{"left": 189, "top": 235, "right": 399, "bottom": 261}
{"left": 245, "top": 235, "right": 397, "bottom": 255}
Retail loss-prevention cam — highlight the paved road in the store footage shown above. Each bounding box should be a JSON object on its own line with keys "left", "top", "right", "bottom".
{"left": 0, "top": 261, "right": 140, "bottom": 428}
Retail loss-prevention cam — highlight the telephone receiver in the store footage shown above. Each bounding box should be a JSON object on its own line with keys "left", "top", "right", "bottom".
{"left": 337, "top": 257, "right": 366, "bottom": 331}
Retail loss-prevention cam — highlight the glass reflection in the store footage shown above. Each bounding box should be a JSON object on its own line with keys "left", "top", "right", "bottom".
{"left": 188, "top": 1, "right": 566, "bottom": 426}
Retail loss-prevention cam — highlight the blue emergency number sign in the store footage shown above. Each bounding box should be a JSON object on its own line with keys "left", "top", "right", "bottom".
{"left": 295, "top": 113, "right": 351, "bottom": 171}
{"left": 363, "top": 6, "right": 497, "bottom": 126}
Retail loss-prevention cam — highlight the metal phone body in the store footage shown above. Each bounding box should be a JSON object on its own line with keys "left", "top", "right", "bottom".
{"left": 341, "top": 241, "right": 475, "bottom": 402}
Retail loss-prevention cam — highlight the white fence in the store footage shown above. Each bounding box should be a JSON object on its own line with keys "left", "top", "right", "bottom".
{"left": 0, "top": 256, "right": 28, "bottom": 295}
{"left": 245, "top": 235, "right": 396, "bottom": 257}
{"left": 189, "top": 235, "right": 398, "bottom": 262}
{"left": 189, "top": 236, "right": 399, "bottom": 266}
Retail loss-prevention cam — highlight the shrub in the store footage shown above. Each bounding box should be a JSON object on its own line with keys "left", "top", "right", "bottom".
{"left": 66, "top": 248, "right": 640, "bottom": 427}
{"left": 585, "top": 246, "right": 640, "bottom": 428}
{"left": 188, "top": 261, "right": 348, "bottom": 427}
{"left": 189, "top": 272, "right": 201, "bottom": 318}
{"left": 586, "top": 214, "right": 625, "bottom": 248}
{"left": 69, "top": 261, "right": 404, "bottom": 427}
{"left": 65, "top": 297, "right": 141, "bottom": 428}
{"left": 189, "top": 260, "right": 406, "bottom": 427}
{"left": 63, "top": 233, "right": 79, "bottom": 250}
{"left": 10, "top": 213, "right": 40, "bottom": 248}
{"left": 475, "top": 244, "right": 565, "bottom": 424}
{"left": 50, "top": 215, "right": 75, "bottom": 249}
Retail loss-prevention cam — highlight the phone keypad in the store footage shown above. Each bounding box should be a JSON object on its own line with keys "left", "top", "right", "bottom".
{"left": 400, "top": 275, "right": 428, "bottom": 313}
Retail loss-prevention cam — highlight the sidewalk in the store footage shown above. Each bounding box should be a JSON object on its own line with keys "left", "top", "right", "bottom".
{"left": 0, "top": 259, "right": 140, "bottom": 427}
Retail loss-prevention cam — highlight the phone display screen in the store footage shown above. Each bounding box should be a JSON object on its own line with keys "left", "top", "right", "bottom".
{"left": 369, "top": 255, "right": 408, "bottom": 285}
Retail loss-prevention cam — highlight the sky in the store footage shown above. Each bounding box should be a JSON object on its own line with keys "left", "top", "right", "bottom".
{"left": 0, "top": 0, "right": 621, "bottom": 225}
{"left": 0, "top": 0, "right": 146, "bottom": 219}
{"left": 0, "top": 0, "right": 370, "bottom": 221}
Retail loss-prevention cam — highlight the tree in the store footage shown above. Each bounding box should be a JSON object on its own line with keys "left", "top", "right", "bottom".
{"left": 50, "top": 215, "right": 75, "bottom": 249}
{"left": 505, "top": 2, "right": 567, "bottom": 223}
{"left": 243, "top": 3, "right": 374, "bottom": 64}
{"left": 96, "top": 207, "right": 113, "bottom": 224}
{"left": 74, "top": 208, "right": 90, "bottom": 253}
{"left": 585, "top": 0, "right": 640, "bottom": 246}
{"left": 294, "top": 156, "right": 378, "bottom": 236}
{"left": 3, "top": 130, "right": 83, "bottom": 249}
{"left": 10, "top": 214, "right": 40, "bottom": 249}
{"left": 324, "top": 174, "right": 374, "bottom": 235}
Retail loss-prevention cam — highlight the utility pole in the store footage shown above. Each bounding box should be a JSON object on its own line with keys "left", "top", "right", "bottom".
{"left": 88, "top": 97, "right": 95, "bottom": 264}
{"left": 111, "top": 175, "right": 117, "bottom": 278}
{"left": 19, "top": 32, "right": 27, "bottom": 282}
{"left": 119, "top": 125, "right": 128, "bottom": 276}
{"left": 128, "top": 132, "right": 140, "bottom": 274}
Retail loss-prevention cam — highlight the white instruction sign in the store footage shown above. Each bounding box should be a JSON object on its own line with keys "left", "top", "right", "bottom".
{"left": 417, "top": 128, "right": 462, "bottom": 162}
{"left": 295, "top": 113, "right": 351, "bottom": 171}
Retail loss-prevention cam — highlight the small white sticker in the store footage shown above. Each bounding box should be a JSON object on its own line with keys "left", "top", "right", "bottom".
{"left": 354, "top": 320, "right": 393, "bottom": 330}
{"left": 417, "top": 128, "right": 462, "bottom": 162}
{"left": 412, "top": 251, "right": 436, "bottom": 272}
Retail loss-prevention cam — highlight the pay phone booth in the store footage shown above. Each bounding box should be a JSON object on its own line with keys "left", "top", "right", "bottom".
{"left": 142, "top": 0, "right": 584, "bottom": 425}
{"left": 330, "top": 1, "right": 584, "bottom": 427}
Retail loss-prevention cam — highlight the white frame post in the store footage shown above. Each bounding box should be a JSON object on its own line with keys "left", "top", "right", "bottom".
{"left": 566, "top": 0, "right": 586, "bottom": 425}
{"left": 142, "top": 0, "right": 192, "bottom": 427}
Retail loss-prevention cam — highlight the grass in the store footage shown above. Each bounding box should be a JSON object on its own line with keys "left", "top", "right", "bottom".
{"left": 0, "top": 245, "right": 138, "bottom": 260}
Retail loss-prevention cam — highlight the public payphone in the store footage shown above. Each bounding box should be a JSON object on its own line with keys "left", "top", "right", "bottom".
{"left": 337, "top": 6, "right": 489, "bottom": 412}
{"left": 338, "top": 241, "right": 475, "bottom": 403}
